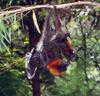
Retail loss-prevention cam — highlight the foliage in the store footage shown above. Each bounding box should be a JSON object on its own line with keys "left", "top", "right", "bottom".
{"left": 0, "top": 52, "right": 32, "bottom": 96}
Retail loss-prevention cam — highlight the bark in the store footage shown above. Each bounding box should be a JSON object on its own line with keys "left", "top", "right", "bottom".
{"left": 32, "top": 68, "right": 41, "bottom": 96}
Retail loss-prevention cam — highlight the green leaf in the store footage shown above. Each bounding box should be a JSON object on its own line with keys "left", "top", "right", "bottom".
{"left": 1, "top": 40, "right": 10, "bottom": 53}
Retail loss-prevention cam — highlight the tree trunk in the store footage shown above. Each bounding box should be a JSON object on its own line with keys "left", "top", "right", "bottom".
{"left": 32, "top": 68, "right": 41, "bottom": 96}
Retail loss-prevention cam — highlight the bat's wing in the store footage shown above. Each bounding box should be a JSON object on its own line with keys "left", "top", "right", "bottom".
{"left": 25, "top": 9, "right": 51, "bottom": 79}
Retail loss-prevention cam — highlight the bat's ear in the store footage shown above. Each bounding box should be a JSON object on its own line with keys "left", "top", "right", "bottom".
{"left": 53, "top": 6, "right": 62, "bottom": 33}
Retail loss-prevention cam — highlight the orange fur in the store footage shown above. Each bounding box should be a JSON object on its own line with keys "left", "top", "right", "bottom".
{"left": 47, "top": 59, "right": 63, "bottom": 76}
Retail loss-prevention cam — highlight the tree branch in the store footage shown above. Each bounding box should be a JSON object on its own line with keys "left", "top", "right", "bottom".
{"left": 0, "top": 1, "right": 100, "bottom": 17}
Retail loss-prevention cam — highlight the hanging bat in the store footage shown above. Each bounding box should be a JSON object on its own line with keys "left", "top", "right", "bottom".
{"left": 46, "top": 6, "right": 75, "bottom": 76}
{"left": 25, "top": 6, "right": 75, "bottom": 78}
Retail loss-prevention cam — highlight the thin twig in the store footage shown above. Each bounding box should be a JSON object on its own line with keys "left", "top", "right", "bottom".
{"left": 0, "top": 1, "right": 100, "bottom": 17}
{"left": 79, "top": 21, "right": 89, "bottom": 84}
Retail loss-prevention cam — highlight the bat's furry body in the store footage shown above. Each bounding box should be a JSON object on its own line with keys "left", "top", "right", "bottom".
{"left": 25, "top": 6, "right": 74, "bottom": 79}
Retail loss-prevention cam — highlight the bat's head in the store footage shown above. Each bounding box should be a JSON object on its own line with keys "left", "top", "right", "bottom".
{"left": 55, "top": 33, "right": 75, "bottom": 60}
